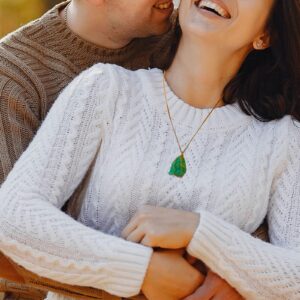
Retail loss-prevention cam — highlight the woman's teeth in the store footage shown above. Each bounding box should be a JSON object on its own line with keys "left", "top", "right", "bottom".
{"left": 154, "top": 1, "right": 173, "bottom": 9}
{"left": 196, "top": 0, "right": 230, "bottom": 19}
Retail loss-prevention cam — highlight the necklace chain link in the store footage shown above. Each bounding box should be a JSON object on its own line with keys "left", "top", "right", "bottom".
{"left": 163, "top": 71, "right": 221, "bottom": 155}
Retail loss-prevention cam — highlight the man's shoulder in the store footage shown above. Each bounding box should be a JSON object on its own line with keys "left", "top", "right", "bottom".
{"left": 0, "top": 2, "right": 69, "bottom": 75}
{"left": 1, "top": 1, "right": 67, "bottom": 44}
{"left": 0, "top": 46, "right": 37, "bottom": 95}
{"left": 0, "top": 5, "right": 51, "bottom": 50}
{"left": 0, "top": 5, "right": 58, "bottom": 84}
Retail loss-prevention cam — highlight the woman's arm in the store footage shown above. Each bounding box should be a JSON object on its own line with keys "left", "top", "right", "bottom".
{"left": 0, "top": 64, "right": 153, "bottom": 298}
{"left": 123, "top": 119, "right": 300, "bottom": 300}
{"left": 185, "top": 120, "right": 300, "bottom": 300}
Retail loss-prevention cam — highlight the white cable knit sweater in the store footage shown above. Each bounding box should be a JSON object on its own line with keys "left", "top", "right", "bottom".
{"left": 0, "top": 64, "right": 299, "bottom": 300}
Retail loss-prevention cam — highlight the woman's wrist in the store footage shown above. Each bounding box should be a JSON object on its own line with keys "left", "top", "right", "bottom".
{"left": 185, "top": 211, "right": 201, "bottom": 246}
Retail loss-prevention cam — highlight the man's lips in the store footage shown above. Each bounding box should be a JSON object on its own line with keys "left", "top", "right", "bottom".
{"left": 154, "top": 0, "right": 174, "bottom": 10}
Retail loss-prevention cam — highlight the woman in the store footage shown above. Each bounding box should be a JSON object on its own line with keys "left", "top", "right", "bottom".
{"left": 0, "top": 0, "right": 299, "bottom": 299}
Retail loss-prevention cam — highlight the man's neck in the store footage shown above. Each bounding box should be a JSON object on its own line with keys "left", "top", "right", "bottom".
{"left": 60, "top": 1, "right": 132, "bottom": 49}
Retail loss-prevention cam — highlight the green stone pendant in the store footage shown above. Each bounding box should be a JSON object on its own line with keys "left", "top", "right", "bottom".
{"left": 169, "top": 154, "right": 187, "bottom": 178}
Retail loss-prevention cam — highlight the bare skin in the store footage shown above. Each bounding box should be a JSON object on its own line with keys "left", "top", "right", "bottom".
{"left": 166, "top": 0, "right": 273, "bottom": 109}
{"left": 122, "top": 205, "right": 244, "bottom": 299}
{"left": 184, "top": 256, "right": 244, "bottom": 300}
{"left": 142, "top": 250, "right": 205, "bottom": 300}
{"left": 59, "top": 0, "right": 174, "bottom": 49}
{"left": 184, "top": 270, "right": 244, "bottom": 300}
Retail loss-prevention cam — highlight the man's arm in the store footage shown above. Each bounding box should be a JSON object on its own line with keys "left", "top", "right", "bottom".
{"left": 0, "top": 61, "right": 126, "bottom": 300}
{"left": 0, "top": 73, "right": 108, "bottom": 297}
{"left": 0, "top": 68, "right": 42, "bottom": 293}
{"left": 0, "top": 73, "right": 40, "bottom": 183}
{"left": 0, "top": 64, "right": 108, "bottom": 299}
{"left": 1, "top": 254, "right": 113, "bottom": 300}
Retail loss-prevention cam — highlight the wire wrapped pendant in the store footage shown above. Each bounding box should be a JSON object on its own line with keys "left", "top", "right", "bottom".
{"left": 169, "top": 153, "right": 187, "bottom": 178}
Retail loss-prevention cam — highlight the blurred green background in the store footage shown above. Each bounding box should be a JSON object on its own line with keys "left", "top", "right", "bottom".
{"left": 0, "top": 0, "right": 62, "bottom": 37}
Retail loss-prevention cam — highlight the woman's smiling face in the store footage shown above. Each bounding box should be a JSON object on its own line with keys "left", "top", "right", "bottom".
{"left": 179, "top": 0, "right": 275, "bottom": 52}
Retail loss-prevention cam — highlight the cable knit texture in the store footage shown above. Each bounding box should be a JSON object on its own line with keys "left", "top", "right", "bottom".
{"left": 0, "top": 64, "right": 299, "bottom": 300}
{"left": 0, "top": 0, "right": 176, "bottom": 187}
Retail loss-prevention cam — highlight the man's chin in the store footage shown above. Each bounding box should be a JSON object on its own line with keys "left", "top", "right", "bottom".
{"left": 153, "top": 9, "right": 178, "bottom": 36}
{"left": 143, "top": 21, "right": 173, "bottom": 38}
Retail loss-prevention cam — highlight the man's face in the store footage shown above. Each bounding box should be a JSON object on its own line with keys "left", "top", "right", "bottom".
{"left": 105, "top": 0, "right": 174, "bottom": 38}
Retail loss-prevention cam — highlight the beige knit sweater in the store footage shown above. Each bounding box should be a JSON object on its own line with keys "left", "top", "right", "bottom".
{"left": 0, "top": 1, "right": 177, "bottom": 299}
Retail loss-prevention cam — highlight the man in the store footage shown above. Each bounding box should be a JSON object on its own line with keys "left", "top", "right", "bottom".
{"left": 0, "top": 1, "right": 266, "bottom": 299}
{"left": 0, "top": 1, "right": 177, "bottom": 298}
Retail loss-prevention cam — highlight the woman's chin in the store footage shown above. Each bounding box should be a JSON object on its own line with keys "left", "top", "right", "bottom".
{"left": 179, "top": 1, "right": 233, "bottom": 36}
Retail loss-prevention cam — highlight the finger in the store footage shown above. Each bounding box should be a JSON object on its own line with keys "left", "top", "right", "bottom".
{"left": 125, "top": 228, "right": 145, "bottom": 243}
{"left": 194, "top": 260, "right": 208, "bottom": 275}
{"left": 162, "top": 248, "right": 186, "bottom": 256}
{"left": 184, "top": 292, "right": 213, "bottom": 300}
{"left": 212, "top": 293, "right": 230, "bottom": 300}
{"left": 212, "top": 289, "right": 244, "bottom": 300}
{"left": 184, "top": 270, "right": 224, "bottom": 300}
{"left": 184, "top": 253, "right": 198, "bottom": 265}
{"left": 174, "top": 248, "right": 186, "bottom": 256}
{"left": 141, "top": 235, "right": 154, "bottom": 247}
{"left": 183, "top": 283, "right": 214, "bottom": 300}
{"left": 121, "top": 216, "right": 139, "bottom": 238}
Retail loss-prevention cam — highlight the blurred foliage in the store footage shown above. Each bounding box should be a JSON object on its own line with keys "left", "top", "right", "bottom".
{"left": 0, "top": 0, "right": 63, "bottom": 37}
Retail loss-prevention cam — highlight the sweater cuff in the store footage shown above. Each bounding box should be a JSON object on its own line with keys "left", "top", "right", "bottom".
{"left": 106, "top": 240, "right": 153, "bottom": 297}
{"left": 187, "top": 210, "right": 234, "bottom": 271}
{"left": 186, "top": 211, "right": 270, "bottom": 300}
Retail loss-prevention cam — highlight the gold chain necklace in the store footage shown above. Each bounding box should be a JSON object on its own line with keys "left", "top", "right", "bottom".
{"left": 163, "top": 71, "right": 221, "bottom": 178}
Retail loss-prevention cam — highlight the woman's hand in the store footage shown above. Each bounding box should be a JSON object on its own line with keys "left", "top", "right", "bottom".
{"left": 183, "top": 269, "right": 244, "bottom": 300}
{"left": 142, "top": 250, "right": 204, "bottom": 300}
{"left": 122, "top": 205, "right": 200, "bottom": 249}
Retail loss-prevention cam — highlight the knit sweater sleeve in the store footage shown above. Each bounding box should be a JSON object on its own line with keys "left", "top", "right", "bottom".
{"left": 0, "top": 71, "right": 40, "bottom": 184}
{"left": 0, "top": 64, "right": 152, "bottom": 298}
{"left": 187, "top": 119, "right": 300, "bottom": 300}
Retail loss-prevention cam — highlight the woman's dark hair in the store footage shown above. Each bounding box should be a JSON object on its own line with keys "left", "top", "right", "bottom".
{"left": 223, "top": 0, "right": 300, "bottom": 122}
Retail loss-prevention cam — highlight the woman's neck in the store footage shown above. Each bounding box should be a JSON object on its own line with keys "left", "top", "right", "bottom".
{"left": 166, "top": 36, "right": 249, "bottom": 109}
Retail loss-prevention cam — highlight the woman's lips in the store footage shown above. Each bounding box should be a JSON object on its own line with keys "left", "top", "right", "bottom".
{"left": 195, "top": 0, "right": 231, "bottom": 19}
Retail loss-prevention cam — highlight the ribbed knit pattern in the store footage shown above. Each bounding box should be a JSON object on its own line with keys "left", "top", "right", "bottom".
{"left": 0, "top": 64, "right": 299, "bottom": 300}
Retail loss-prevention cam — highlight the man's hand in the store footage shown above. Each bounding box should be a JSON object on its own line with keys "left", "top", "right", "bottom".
{"left": 142, "top": 250, "right": 204, "bottom": 300}
{"left": 0, "top": 252, "right": 25, "bottom": 283}
{"left": 183, "top": 270, "right": 244, "bottom": 300}
{"left": 122, "top": 205, "right": 200, "bottom": 249}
